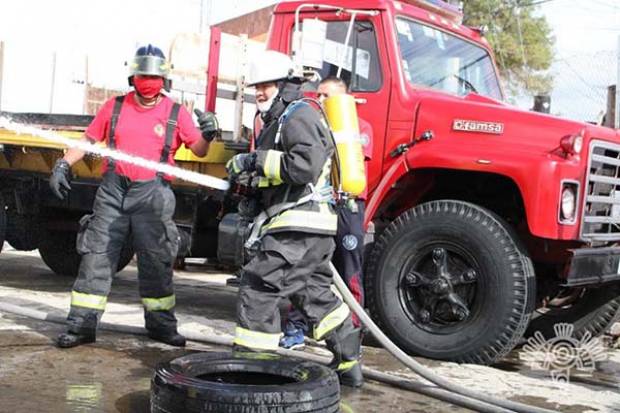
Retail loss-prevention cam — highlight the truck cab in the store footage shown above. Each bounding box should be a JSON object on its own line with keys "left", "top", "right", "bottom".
{"left": 264, "top": 0, "right": 620, "bottom": 364}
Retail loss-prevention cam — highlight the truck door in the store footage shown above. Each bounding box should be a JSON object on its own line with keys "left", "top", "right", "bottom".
{"left": 291, "top": 12, "right": 391, "bottom": 193}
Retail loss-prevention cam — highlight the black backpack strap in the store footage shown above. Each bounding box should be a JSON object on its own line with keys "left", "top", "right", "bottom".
{"left": 107, "top": 95, "right": 125, "bottom": 172}
{"left": 157, "top": 102, "right": 181, "bottom": 178}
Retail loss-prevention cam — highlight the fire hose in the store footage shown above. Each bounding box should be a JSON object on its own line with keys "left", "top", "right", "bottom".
{"left": 0, "top": 266, "right": 556, "bottom": 413}
{"left": 0, "top": 116, "right": 556, "bottom": 412}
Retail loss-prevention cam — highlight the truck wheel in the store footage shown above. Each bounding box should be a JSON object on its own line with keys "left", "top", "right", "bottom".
{"left": 6, "top": 212, "right": 40, "bottom": 251}
{"left": 366, "top": 200, "right": 535, "bottom": 365}
{"left": 151, "top": 352, "right": 340, "bottom": 413}
{"left": 526, "top": 285, "right": 620, "bottom": 340}
{"left": 38, "top": 229, "right": 134, "bottom": 277}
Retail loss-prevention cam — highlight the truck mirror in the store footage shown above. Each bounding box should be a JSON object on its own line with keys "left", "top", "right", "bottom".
{"left": 296, "top": 19, "right": 327, "bottom": 70}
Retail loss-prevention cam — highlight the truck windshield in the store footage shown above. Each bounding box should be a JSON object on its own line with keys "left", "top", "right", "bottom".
{"left": 395, "top": 17, "right": 502, "bottom": 100}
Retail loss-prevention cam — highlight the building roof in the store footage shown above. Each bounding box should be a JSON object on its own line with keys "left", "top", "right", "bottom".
{"left": 214, "top": 5, "right": 275, "bottom": 41}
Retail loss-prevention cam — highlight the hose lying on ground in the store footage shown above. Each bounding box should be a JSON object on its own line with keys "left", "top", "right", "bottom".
{"left": 0, "top": 301, "right": 514, "bottom": 412}
{"left": 1, "top": 271, "right": 558, "bottom": 413}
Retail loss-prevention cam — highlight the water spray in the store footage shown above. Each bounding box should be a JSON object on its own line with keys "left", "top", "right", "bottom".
{"left": 0, "top": 116, "right": 230, "bottom": 191}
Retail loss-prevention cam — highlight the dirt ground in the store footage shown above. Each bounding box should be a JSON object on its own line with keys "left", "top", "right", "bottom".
{"left": 1, "top": 246, "right": 619, "bottom": 413}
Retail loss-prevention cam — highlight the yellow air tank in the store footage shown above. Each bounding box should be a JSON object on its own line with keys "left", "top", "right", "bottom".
{"left": 323, "top": 94, "right": 366, "bottom": 197}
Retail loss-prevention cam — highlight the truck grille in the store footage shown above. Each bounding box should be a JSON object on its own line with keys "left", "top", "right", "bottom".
{"left": 582, "top": 140, "right": 620, "bottom": 241}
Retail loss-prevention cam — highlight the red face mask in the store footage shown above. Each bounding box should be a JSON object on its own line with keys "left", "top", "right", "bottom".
{"left": 133, "top": 76, "right": 164, "bottom": 98}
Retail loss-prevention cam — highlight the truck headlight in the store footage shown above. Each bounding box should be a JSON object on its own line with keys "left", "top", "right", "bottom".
{"left": 560, "top": 131, "right": 584, "bottom": 156}
{"left": 559, "top": 182, "right": 578, "bottom": 223}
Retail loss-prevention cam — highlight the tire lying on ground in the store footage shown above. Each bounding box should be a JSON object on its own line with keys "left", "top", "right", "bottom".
{"left": 38, "top": 229, "right": 134, "bottom": 277}
{"left": 526, "top": 284, "right": 620, "bottom": 340}
{"left": 366, "top": 200, "right": 536, "bottom": 365}
{"left": 151, "top": 352, "right": 340, "bottom": 413}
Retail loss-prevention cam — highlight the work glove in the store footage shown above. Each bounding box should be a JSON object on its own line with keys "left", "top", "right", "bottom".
{"left": 49, "top": 159, "right": 72, "bottom": 200}
{"left": 226, "top": 152, "right": 257, "bottom": 179}
{"left": 194, "top": 108, "right": 219, "bottom": 142}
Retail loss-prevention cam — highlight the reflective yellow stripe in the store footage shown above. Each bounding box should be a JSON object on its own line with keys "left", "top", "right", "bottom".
{"left": 314, "top": 303, "right": 350, "bottom": 340}
{"left": 71, "top": 291, "right": 107, "bottom": 310}
{"left": 263, "top": 203, "right": 337, "bottom": 233}
{"left": 257, "top": 176, "right": 283, "bottom": 188}
{"left": 227, "top": 158, "right": 242, "bottom": 173}
{"left": 337, "top": 360, "right": 358, "bottom": 371}
{"left": 263, "top": 150, "right": 283, "bottom": 181}
{"left": 258, "top": 177, "right": 270, "bottom": 187}
{"left": 233, "top": 327, "right": 280, "bottom": 351}
{"left": 142, "top": 295, "right": 176, "bottom": 311}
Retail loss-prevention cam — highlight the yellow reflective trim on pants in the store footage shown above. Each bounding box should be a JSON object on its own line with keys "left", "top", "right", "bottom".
{"left": 233, "top": 326, "right": 280, "bottom": 351}
{"left": 142, "top": 295, "right": 176, "bottom": 311}
{"left": 71, "top": 291, "right": 107, "bottom": 310}
{"left": 263, "top": 150, "right": 283, "bottom": 181}
{"left": 314, "top": 303, "right": 350, "bottom": 340}
{"left": 263, "top": 203, "right": 337, "bottom": 233}
{"left": 337, "top": 360, "right": 358, "bottom": 371}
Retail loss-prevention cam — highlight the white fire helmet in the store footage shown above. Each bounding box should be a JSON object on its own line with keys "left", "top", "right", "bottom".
{"left": 247, "top": 50, "right": 300, "bottom": 86}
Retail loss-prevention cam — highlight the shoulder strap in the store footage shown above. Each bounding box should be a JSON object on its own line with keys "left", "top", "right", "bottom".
{"left": 107, "top": 95, "right": 125, "bottom": 172}
{"left": 157, "top": 102, "right": 181, "bottom": 178}
{"left": 274, "top": 100, "right": 308, "bottom": 146}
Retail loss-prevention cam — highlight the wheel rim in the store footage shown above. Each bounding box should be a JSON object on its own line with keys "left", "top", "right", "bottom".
{"left": 397, "top": 241, "right": 483, "bottom": 334}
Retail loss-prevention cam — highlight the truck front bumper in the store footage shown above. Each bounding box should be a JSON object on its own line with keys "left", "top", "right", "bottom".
{"left": 564, "top": 247, "right": 620, "bottom": 287}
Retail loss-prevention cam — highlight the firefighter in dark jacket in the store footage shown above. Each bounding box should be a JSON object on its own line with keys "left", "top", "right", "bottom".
{"left": 49, "top": 44, "right": 218, "bottom": 348}
{"left": 227, "top": 50, "right": 363, "bottom": 387}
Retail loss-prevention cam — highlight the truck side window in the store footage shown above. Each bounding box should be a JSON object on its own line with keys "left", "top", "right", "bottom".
{"left": 301, "top": 20, "right": 382, "bottom": 92}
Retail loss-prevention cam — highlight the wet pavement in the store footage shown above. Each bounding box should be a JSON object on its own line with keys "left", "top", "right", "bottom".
{"left": 1, "top": 246, "right": 620, "bottom": 412}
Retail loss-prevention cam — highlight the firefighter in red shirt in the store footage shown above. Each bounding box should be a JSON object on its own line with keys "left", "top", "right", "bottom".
{"left": 49, "top": 45, "right": 218, "bottom": 348}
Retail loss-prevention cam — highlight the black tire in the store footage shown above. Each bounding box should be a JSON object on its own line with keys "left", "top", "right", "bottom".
{"left": 526, "top": 285, "right": 620, "bottom": 340}
{"left": 6, "top": 212, "right": 40, "bottom": 251}
{"left": 366, "top": 200, "right": 535, "bottom": 365}
{"left": 151, "top": 352, "right": 340, "bottom": 413}
{"left": 38, "top": 229, "right": 134, "bottom": 277}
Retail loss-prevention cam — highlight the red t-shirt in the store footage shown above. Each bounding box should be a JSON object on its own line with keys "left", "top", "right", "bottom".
{"left": 86, "top": 92, "right": 202, "bottom": 181}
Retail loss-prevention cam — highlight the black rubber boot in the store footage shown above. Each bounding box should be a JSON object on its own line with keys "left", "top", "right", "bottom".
{"left": 56, "top": 332, "right": 96, "bottom": 348}
{"left": 325, "top": 319, "right": 364, "bottom": 388}
{"left": 148, "top": 330, "right": 186, "bottom": 347}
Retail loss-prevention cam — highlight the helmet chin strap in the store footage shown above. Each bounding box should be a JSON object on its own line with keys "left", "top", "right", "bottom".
{"left": 257, "top": 93, "right": 279, "bottom": 113}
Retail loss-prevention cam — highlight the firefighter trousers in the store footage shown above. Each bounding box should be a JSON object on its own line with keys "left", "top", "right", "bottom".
{"left": 235, "top": 232, "right": 354, "bottom": 350}
{"left": 66, "top": 172, "right": 180, "bottom": 336}
{"left": 287, "top": 200, "right": 365, "bottom": 330}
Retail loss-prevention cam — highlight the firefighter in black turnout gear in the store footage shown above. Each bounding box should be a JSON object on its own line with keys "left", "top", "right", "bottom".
{"left": 51, "top": 45, "right": 217, "bottom": 348}
{"left": 228, "top": 50, "right": 363, "bottom": 387}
